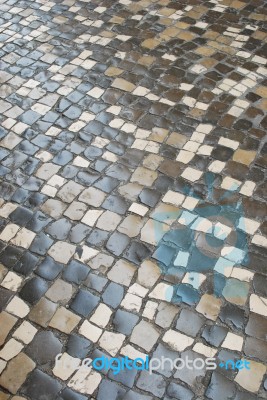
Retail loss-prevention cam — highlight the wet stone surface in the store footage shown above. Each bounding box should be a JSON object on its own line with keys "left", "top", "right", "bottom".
{"left": 0, "top": 0, "right": 266, "bottom": 399}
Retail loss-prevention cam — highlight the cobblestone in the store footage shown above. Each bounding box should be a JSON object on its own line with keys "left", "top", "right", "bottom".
{"left": 0, "top": 0, "right": 266, "bottom": 398}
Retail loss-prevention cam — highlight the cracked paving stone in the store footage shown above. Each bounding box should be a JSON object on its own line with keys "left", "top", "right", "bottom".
{"left": 0, "top": 353, "right": 35, "bottom": 395}
{"left": 124, "top": 241, "right": 151, "bottom": 264}
{"left": 26, "top": 211, "right": 52, "bottom": 233}
{"left": 0, "top": 311, "right": 17, "bottom": 346}
{"left": 219, "top": 303, "right": 246, "bottom": 330}
{"left": 102, "top": 194, "right": 128, "bottom": 215}
{"left": 202, "top": 325, "right": 228, "bottom": 347}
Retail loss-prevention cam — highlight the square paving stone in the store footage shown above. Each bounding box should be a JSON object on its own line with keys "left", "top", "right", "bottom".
{"left": 69, "top": 223, "right": 91, "bottom": 244}
{"left": 45, "top": 279, "right": 73, "bottom": 305}
{"left": 102, "top": 282, "right": 124, "bottom": 309}
{"left": 36, "top": 256, "right": 63, "bottom": 280}
{"left": 0, "top": 245, "right": 24, "bottom": 269}
{"left": 29, "top": 232, "right": 54, "bottom": 256}
{"left": 9, "top": 206, "right": 34, "bottom": 226}
{"left": 108, "top": 355, "right": 138, "bottom": 388}
{"left": 85, "top": 273, "right": 108, "bottom": 293}
{"left": 45, "top": 218, "right": 72, "bottom": 240}
{"left": 137, "top": 371, "right": 166, "bottom": 398}
{"left": 25, "top": 330, "right": 63, "bottom": 366}
{"left": 106, "top": 232, "right": 130, "bottom": 256}
{"left": 86, "top": 229, "right": 109, "bottom": 247}
{"left": 176, "top": 309, "right": 205, "bottom": 336}
{"left": 21, "top": 369, "right": 62, "bottom": 400}
{"left": 112, "top": 309, "right": 139, "bottom": 335}
{"left": 19, "top": 277, "right": 49, "bottom": 305}
{"left": 29, "top": 297, "right": 58, "bottom": 327}
{"left": 201, "top": 325, "right": 228, "bottom": 347}
{"left": 66, "top": 334, "right": 93, "bottom": 359}
{"left": 131, "top": 320, "right": 160, "bottom": 352}
{"left": 70, "top": 289, "right": 100, "bottom": 317}
{"left": 49, "top": 307, "right": 81, "bottom": 334}
{"left": 205, "top": 372, "right": 237, "bottom": 400}
{"left": 63, "top": 260, "right": 90, "bottom": 285}
{"left": 97, "top": 380, "right": 127, "bottom": 400}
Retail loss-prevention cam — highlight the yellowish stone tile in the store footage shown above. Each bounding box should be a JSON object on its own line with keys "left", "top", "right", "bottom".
{"left": 0, "top": 353, "right": 35, "bottom": 394}
{"left": 233, "top": 149, "right": 257, "bottom": 166}
{"left": 141, "top": 38, "right": 160, "bottom": 49}
{"left": 138, "top": 55, "right": 155, "bottom": 66}
{"left": 195, "top": 46, "right": 217, "bottom": 56}
{"left": 104, "top": 67, "right": 123, "bottom": 77}
{"left": 177, "top": 31, "right": 196, "bottom": 41}
{"left": 112, "top": 78, "right": 136, "bottom": 92}
{"left": 0, "top": 311, "right": 17, "bottom": 346}
{"left": 49, "top": 307, "right": 81, "bottom": 333}
{"left": 235, "top": 360, "right": 266, "bottom": 392}
{"left": 109, "top": 16, "right": 124, "bottom": 24}
{"left": 196, "top": 294, "right": 222, "bottom": 321}
{"left": 255, "top": 85, "right": 267, "bottom": 98}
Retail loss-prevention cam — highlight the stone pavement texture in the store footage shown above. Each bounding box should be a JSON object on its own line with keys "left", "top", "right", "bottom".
{"left": 0, "top": 0, "right": 266, "bottom": 398}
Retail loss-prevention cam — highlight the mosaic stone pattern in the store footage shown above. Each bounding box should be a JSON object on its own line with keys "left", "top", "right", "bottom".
{"left": 0, "top": 0, "right": 267, "bottom": 398}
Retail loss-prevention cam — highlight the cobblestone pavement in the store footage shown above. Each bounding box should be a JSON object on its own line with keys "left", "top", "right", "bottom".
{"left": 0, "top": 0, "right": 267, "bottom": 398}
